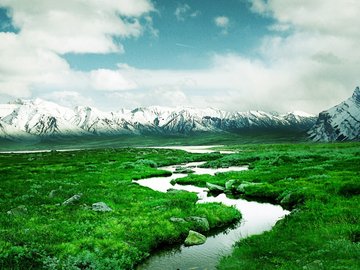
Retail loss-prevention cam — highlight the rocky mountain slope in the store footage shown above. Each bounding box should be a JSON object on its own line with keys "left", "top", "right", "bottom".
{"left": 0, "top": 98, "right": 316, "bottom": 140}
{"left": 308, "top": 87, "right": 360, "bottom": 141}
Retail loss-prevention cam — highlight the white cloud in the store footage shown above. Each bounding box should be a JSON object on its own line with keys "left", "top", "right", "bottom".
{"left": 90, "top": 69, "right": 137, "bottom": 91}
{"left": 107, "top": 87, "right": 188, "bottom": 109}
{"left": 214, "top": 16, "right": 229, "bottom": 27}
{"left": 0, "top": 0, "right": 154, "bottom": 54}
{"left": 42, "top": 91, "right": 94, "bottom": 108}
{"left": 175, "top": 3, "right": 200, "bottom": 21}
{"left": 251, "top": 0, "right": 360, "bottom": 37}
{"left": 0, "top": 0, "right": 359, "bottom": 114}
{"left": 214, "top": 16, "right": 230, "bottom": 34}
{"left": 0, "top": 0, "right": 155, "bottom": 100}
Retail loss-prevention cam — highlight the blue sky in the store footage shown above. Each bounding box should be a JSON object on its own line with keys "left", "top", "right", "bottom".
{"left": 64, "top": 0, "right": 273, "bottom": 70}
{"left": 0, "top": 0, "right": 359, "bottom": 113}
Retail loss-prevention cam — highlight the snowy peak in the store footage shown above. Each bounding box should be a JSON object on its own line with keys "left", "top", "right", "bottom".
{"left": 352, "top": 86, "right": 360, "bottom": 103}
{"left": 308, "top": 87, "right": 360, "bottom": 141}
{"left": 0, "top": 99, "right": 317, "bottom": 140}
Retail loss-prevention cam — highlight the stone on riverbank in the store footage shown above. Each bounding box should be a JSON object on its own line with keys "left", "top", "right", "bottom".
{"left": 236, "top": 182, "right": 259, "bottom": 193}
{"left": 185, "top": 216, "right": 210, "bottom": 231}
{"left": 184, "top": 230, "right": 206, "bottom": 246}
{"left": 92, "top": 202, "right": 112, "bottom": 212}
{"left": 225, "top": 179, "right": 237, "bottom": 192}
{"left": 206, "top": 182, "right": 225, "bottom": 193}
{"left": 62, "top": 193, "right": 82, "bottom": 205}
{"left": 174, "top": 166, "right": 195, "bottom": 174}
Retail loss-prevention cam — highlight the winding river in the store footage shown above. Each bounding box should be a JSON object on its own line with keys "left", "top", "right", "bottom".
{"left": 134, "top": 161, "right": 289, "bottom": 270}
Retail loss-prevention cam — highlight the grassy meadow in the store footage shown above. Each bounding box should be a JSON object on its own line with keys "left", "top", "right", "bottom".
{"left": 0, "top": 140, "right": 359, "bottom": 269}
{"left": 172, "top": 142, "right": 360, "bottom": 269}
{"left": 0, "top": 148, "right": 239, "bottom": 269}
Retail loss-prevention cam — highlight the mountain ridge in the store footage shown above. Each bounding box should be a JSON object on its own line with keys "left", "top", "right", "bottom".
{"left": 308, "top": 87, "right": 360, "bottom": 141}
{"left": 0, "top": 98, "right": 316, "bottom": 140}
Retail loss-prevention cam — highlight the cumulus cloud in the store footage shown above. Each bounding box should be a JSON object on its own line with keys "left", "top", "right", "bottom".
{"left": 251, "top": 0, "right": 360, "bottom": 37}
{"left": 0, "top": 0, "right": 154, "bottom": 54}
{"left": 110, "top": 1, "right": 357, "bottom": 113}
{"left": 0, "top": 0, "right": 359, "bottom": 114}
{"left": 175, "top": 3, "right": 200, "bottom": 21}
{"left": 0, "top": 0, "right": 154, "bottom": 100}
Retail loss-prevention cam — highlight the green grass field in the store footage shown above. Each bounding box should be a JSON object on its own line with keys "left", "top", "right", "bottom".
{"left": 0, "top": 147, "right": 239, "bottom": 269}
{"left": 172, "top": 142, "right": 360, "bottom": 269}
{"left": 0, "top": 140, "right": 359, "bottom": 269}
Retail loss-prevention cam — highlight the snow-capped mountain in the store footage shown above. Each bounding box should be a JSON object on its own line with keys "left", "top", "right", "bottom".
{"left": 0, "top": 98, "right": 317, "bottom": 140}
{"left": 308, "top": 87, "right": 360, "bottom": 141}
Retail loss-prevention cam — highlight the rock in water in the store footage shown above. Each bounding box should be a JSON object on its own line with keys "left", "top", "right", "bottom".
{"left": 174, "top": 166, "right": 195, "bottom": 174}
{"left": 184, "top": 230, "right": 206, "bottom": 246}
{"left": 92, "top": 202, "right": 113, "bottom": 212}
{"left": 225, "top": 179, "right": 236, "bottom": 191}
{"left": 206, "top": 182, "right": 225, "bottom": 193}
{"left": 62, "top": 194, "right": 82, "bottom": 205}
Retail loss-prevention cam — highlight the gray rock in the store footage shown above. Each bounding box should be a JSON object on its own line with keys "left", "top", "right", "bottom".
{"left": 167, "top": 189, "right": 186, "bottom": 194}
{"left": 62, "top": 193, "right": 82, "bottom": 206}
{"left": 184, "top": 230, "right": 206, "bottom": 246}
{"left": 237, "top": 184, "right": 248, "bottom": 193}
{"left": 236, "top": 181, "right": 259, "bottom": 193}
{"left": 225, "top": 179, "right": 236, "bottom": 191}
{"left": 169, "top": 217, "right": 187, "bottom": 223}
{"left": 174, "top": 166, "right": 194, "bottom": 174}
{"left": 185, "top": 216, "right": 210, "bottom": 231}
{"left": 206, "top": 182, "right": 225, "bottom": 193}
{"left": 92, "top": 202, "right": 112, "bottom": 212}
{"left": 7, "top": 205, "right": 27, "bottom": 216}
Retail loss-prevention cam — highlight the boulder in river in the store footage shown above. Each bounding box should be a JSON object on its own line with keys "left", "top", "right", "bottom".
{"left": 184, "top": 230, "right": 206, "bottom": 246}
{"left": 92, "top": 202, "right": 112, "bottom": 212}
{"left": 225, "top": 179, "right": 237, "bottom": 192}
{"left": 174, "top": 166, "right": 195, "bottom": 174}
{"left": 206, "top": 182, "right": 225, "bottom": 193}
{"left": 185, "top": 216, "right": 210, "bottom": 231}
{"left": 62, "top": 193, "right": 82, "bottom": 206}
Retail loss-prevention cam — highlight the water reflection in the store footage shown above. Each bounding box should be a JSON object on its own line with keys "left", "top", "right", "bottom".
{"left": 135, "top": 162, "right": 289, "bottom": 270}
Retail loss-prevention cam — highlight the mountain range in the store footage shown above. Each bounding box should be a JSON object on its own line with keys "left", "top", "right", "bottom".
{"left": 0, "top": 87, "right": 359, "bottom": 142}
{"left": 0, "top": 99, "right": 316, "bottom": 141}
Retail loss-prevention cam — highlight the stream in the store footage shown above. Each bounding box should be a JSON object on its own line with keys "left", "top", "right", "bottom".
{"left": 134, "top": 161, "right": 289, "bottom": 270}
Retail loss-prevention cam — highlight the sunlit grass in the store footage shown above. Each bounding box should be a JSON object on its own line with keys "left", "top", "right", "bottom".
{"left": 0, "top": 148, "right": 239, "bottom": 269}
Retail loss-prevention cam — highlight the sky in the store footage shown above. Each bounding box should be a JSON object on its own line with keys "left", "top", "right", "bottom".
{"left": 0, "top": 0, "right": 359, "bottom": 114}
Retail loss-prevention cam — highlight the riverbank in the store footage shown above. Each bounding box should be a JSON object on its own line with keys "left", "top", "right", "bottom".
{"left": 1, "top": 142, "right": 358, "bottom": 269}
{"left": 135, "top": 161, "right": 288, "bottom": 269}
{"left": 0, "top": 148, "right": 239, "bottom": 269}
{"left": 195, "top": 143, "right": 359, "bottom": 270}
